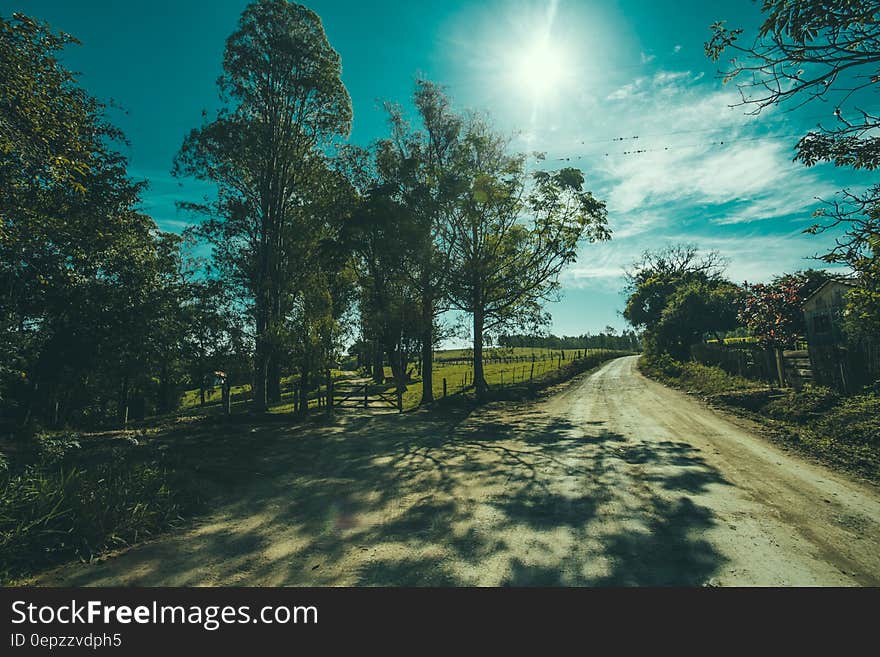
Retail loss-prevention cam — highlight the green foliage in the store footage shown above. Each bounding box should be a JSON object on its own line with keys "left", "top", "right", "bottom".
{"left": 765, "top": 384, "right": 840, "bottom": 424}
{"left": 740, "top": 270, "right": 831, "bottom": 348}
{"left": 443, "top": 116, "right": 609, "bottom": 395}
{"left": 175, "top": 0, "right": 354, "bottom": 412}
{"left": 368, "top": 79, "right": 472, "bottom": 403}
{"left": 817, "top": 393, "right": 880, "bottom": 447}
{"left": 706, "top": 1, "right": 880, "bottom": 286}
{"left": 1, "top": 12, "right": 199, "bottom": 429}
{"left": 624, "top": 246, "right": 742, "bottom": 360}
{"left": 641, "top": 354, "right": 759, "bottom": 396}
{"left": 843, "top": 236, "right": 880, "bottom": 344}
{"left": 640, "top": 352, "right": 682, "bottom": 379}
{"left": 0, "top": 456, "right": 195, "bottom": 583}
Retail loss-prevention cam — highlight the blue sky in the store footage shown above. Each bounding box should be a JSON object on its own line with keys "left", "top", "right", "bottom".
{"left": 7, "top": 0, "right": 873, "bottom": 340}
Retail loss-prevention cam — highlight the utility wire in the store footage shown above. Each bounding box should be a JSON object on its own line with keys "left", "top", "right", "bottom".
{"left": 538, "top": 108, "right": 879, "bottom": 154}
{"left": 535, "top": 128, "right": 874, "bottom": 163}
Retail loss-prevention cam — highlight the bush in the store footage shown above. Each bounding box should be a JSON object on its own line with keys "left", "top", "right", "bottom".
{"left": 765, "top": 385, "right": 840, "bottom": 424}
{"left": 641, "top": 352, "right": 682, "bottom": 379}
{"left": 816, "top": 393, "right": 880, "bottom": 446}
{"left": 710, "top": 389, "right": 781, "bottom": 412}
{"left": 642, "top": 354, "right": 761, "bottom": 396}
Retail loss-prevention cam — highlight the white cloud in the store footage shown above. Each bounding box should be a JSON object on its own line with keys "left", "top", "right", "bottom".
{"left": 550, "top": 70, "right": 847, "bottom": 295}
{"left": 590, "top": 71, "right": 828, "bottom": 229}
{"left": 673, "top": 44, "right": 682, "bottom": 53}
{"left": 640, "top": 51, "right": 656, "bottom": 64}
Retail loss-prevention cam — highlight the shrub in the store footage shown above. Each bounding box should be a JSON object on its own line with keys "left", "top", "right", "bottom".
{"left": 816, "top": 393, "right": 880, "bottom": 446}
{"left": 643, "top": 353, "right": 761, "bottom": 396}
{"left": 765, "top": 385, "right": 840, "bottom": 424}
{"left": 641, "top": 352, "right": 682, "bottom": 379}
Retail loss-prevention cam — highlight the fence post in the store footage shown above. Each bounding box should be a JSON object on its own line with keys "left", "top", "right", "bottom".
{"left": 326, "top": 369, "right": 333, "bottom": 416}
{"left": 530, "top": 362, "right": 534, "bottom": 381}
{"left": 774, "top": 348, "right": 786, "bottom": 387}
{"left": 443, "top": 378, "right": 447, "bottom": 398}
{"left": 364, "top": 383, "right": 368, "bottom": 408}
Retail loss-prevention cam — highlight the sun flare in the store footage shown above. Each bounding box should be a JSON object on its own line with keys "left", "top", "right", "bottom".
{"left": 515, "top": 38, "right": 569, "bottom": 100}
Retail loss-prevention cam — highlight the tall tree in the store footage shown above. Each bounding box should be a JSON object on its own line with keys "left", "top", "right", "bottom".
{"left": 174, "top": 0, "right": 351, "bottom": 412}
{"left": 1, "top": 13, "right": 183, "bottom": 428}
{"left": 381, "top": 80, "right": 464, "bottom": 404}
{"left": 446, "top": 119, "right": 610, "bottom": 398}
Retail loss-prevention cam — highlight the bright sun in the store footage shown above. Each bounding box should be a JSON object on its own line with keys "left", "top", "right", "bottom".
{"left": 516, "top": 38, "right": 568, "bottom": 100}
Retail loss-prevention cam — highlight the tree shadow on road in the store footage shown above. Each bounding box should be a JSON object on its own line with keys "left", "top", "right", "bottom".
{"left": 46, "top": 400, "right": 732, "bottom": 587}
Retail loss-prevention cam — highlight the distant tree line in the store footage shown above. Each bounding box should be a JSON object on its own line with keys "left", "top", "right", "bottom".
{"left": 497, "top": 331, "right": 640, "bottom": 352}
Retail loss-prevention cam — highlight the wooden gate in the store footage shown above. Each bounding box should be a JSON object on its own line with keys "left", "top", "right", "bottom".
{"left": 333, "top": 381, "right": 402, "bottom": 411}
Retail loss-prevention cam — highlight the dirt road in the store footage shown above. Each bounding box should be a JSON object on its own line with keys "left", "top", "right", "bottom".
{"left": 35, "top": 355, "right": 880, "bottom": 586}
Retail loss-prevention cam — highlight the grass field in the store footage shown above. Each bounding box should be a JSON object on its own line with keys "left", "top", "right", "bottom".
{"left": 394, "top": 348, "right": 596, "bottom": 410}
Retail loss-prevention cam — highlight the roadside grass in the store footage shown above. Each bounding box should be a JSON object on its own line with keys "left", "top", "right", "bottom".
{"left": 0, "top": 406, "right": 317, "bottom": 584}
{"left": 639, "top": 353, "right": 880, "bottom": 483}
{"left": 0, "top": 432, "right": 204, "bottom": 584}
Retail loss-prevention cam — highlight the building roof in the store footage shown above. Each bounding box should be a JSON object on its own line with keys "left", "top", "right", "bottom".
{"left": 801, "top": 278, "right": 857, "bottom": 308}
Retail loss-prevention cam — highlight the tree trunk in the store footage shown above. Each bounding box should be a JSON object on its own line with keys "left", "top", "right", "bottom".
{"left": 473, "top": 309, "right": 488, "bottom": 399}
{"left": 158, "top": 362, "right": 170, "bottom": 414}
{"left": 372, "top": 339, "right": 384, "bottom": 383}
{"left": 326, "top": 368, "right": 333, "bottom": 416}
{"left": 267, "top": 355, "right": 282, "bottom": 404}
{"left": 388, "top": 346, "right": 406, "bottom": 393}
{"left": 420, "top": 296, "right": 434, "bottom": 404}
{"left": 299, "top": 366, "right": 310, "bottom": 416}
{"left": 253, "top": 298, "right": 269, "bottom": 412}
{"left": 253, "top": 344, "right": 268, "bottom": 413}
{"left": 118, "top": 374, "right": 129, "bottom": 429}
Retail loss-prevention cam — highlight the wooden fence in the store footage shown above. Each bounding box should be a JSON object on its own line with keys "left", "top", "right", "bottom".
{"left": 691, "top": 340, "right": 879, "bottom": 394}
{"left": 690, "top": 343, "right": 779, "bottom": 384}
